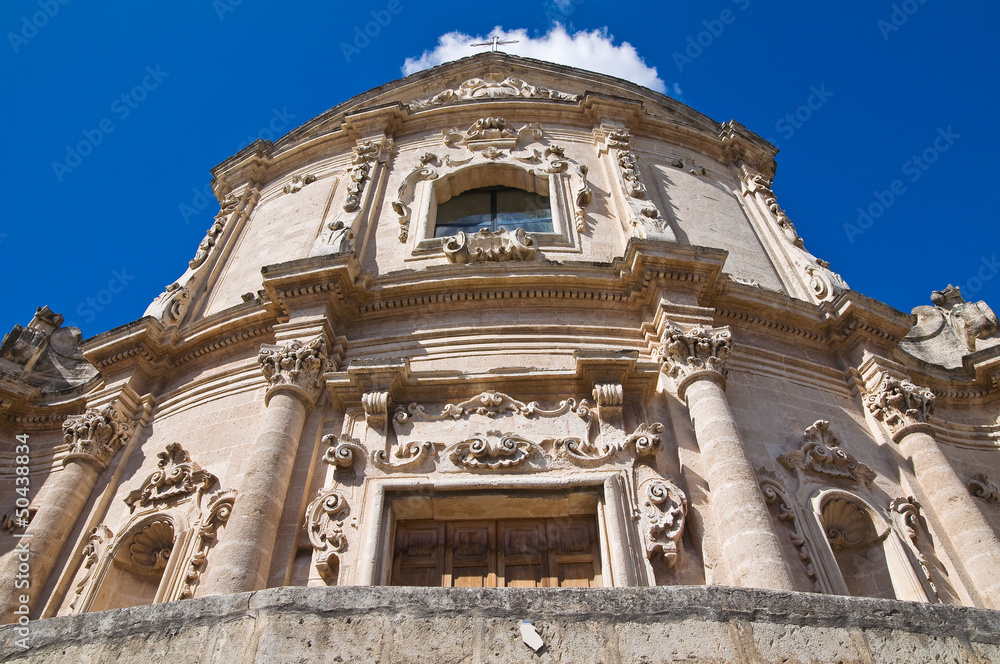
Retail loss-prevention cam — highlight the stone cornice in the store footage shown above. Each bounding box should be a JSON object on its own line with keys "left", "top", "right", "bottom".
{"left": 261, "top": 240, "right": 728, "bottom": 326}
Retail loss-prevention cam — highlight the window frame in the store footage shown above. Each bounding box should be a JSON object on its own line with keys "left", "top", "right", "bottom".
{"left": 403, "top": 163, "right": 582, "bottom": 261}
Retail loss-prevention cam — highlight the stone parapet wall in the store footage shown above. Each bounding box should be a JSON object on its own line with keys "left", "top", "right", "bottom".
{"left": 2, "top": 585, "right": 998, "bottom": 663}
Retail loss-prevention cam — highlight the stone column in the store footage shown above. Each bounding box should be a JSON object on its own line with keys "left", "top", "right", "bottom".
{"left": 199, "top": 337, "right": 328, "bottom": 595}
{"left": 866, "top": 372, "right": 1000, "bottom": 608}
{"left": 660, "top": 323, "right": 795, "bottom": 591}
{"left": 0, "top": 403, "right": 134, "bottom": 622}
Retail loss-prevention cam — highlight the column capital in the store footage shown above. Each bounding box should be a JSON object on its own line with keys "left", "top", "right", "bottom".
{"left": 657, "top": 323, "right": 732, "bottom": 398}
{"left": 864, "top": 371, "right": 935, "bottom": 440}
{"left": 62, "top": 401, "right": 135, "bottom": 471}
{"left": 258, "top": 336, "right": 330, "bottom": 406}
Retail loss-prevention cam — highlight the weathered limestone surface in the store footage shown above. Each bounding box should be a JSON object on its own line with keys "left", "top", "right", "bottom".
{"left": 2, "top": 586, "right": 999, "bottom": 663}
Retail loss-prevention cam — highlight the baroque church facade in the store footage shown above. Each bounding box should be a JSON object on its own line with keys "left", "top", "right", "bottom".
{"left": 2, "top": 53, "right": 1000, "bottom": 660}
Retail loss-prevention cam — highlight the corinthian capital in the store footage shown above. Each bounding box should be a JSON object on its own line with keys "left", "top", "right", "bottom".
{"left": 864, "top": 372, "right": 934, "bottom": 435}
{"left": 658, "top": 324, "right": 732, "bottom": 388}
{"left": 62, "top": 402, "right": 135, "bottom": 470}
{"left": 258, "top": 337, "right": 329, "bottom": 405}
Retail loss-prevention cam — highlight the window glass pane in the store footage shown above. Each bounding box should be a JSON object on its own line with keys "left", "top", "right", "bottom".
{"left": 434, "top": 189, "right": 492, "bottom": 237}
{"left": 495, "top": 190, "right": 552, "bottom": 233}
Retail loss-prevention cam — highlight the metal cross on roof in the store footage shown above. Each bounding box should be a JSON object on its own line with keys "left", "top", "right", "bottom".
{"left": 471, "top": 36, "right": 519, "bottom": 52}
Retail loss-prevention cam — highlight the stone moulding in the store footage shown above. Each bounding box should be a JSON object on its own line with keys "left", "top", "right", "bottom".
{"left": 409, "top": 72, "right": 578, "bottom": 108}
{"left": 442, "top": 227, "right": 537, "bottom": 264}
{"left": 778, "top": 420, "right": 875, "bottom": 487}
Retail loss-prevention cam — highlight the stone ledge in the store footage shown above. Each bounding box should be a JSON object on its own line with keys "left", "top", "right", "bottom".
{"left": 2, "top": 586, "right": 999, "bottom": 663}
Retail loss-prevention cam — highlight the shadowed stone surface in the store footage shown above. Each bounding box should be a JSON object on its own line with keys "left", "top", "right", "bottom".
{"left": 1, "top": 585, "right": 998, "bottom": 663}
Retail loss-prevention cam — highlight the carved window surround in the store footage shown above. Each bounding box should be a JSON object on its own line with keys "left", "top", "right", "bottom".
{"left": 398, "top": 146, "right": 587, "bottom": 264}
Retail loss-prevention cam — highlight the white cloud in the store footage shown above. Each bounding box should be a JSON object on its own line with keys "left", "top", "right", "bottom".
{"left": 402, "top": 25, "right": 669, "bottom": 95}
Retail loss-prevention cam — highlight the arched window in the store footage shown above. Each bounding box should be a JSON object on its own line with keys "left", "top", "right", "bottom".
{"left": 433, "top": 186, "right": 552, "bottom": 237}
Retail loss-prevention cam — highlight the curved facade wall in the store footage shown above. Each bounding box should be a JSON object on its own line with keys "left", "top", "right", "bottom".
{"left": 2, "top": 53, "right": 999, "bottom": 658}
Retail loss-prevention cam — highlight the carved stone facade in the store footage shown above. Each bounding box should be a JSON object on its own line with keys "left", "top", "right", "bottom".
{"left": 2, "top": 52, "right": 1000, "bottom": 660}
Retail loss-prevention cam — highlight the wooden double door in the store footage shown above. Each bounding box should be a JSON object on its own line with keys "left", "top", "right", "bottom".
{"left": 391, "top": 517, "right": 602, "bottom": 588}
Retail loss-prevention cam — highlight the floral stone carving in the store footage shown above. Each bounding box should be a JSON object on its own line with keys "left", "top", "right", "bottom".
{"left": 759, "top": 470, "right": 820, "bottom": 591}
{"left": 445, "top": 431, "right": 543, "bottom": 470}
{"left": 180, "top": 490, "right": 235, "bottom": 599}
{"left": 305, "top": 488, "right": 348, "bottom": 582}
{"left": 124, "top": 443, "right": 218, "bottom": 512}
{"left": 642, "top": 478, "right": 687, "bottom": 566}
{"left": 394, "top": 390, "right": 592, "bottom": 425}
{"left": 658, "top": 324, "right": 732, "bottom": 383}
{"left": 778, "top": 420, "right": 875, "bottom": 486}
{"left": 409, "top": 73, "right": 578, "bottom": 108}
{"left": 442, "top": 227, "right": 537, "bottom": 263}
{"left": 864, "top": 372, "right": 935, "bottom": 433}
{"left": 258, "top": 336, "right": 329, "bottom": 403}
{"left": 63, "top": 402, "right": 135, "bottom": 470}
{"left": 322, "top": 434, "right": 366, "bottom": 469}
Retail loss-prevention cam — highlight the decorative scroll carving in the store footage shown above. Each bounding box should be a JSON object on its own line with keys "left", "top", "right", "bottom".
{"left": 574, "top": 164, "right": 592, "bottom": 232}
{"left": 63, "top": 401, "right": 135, "bottom": 470}
{"left": 597, "top": 128, "right": 662, "bottom": 233}
{"left": 180, "top": 490, "right": 235, "bottom": 599}
{"left": 778, "top": 420, "right": 875, "bottom": 486}
{"left": 282, "top": 173, "right": 316, "bottom": 194}
{"left": 747, "top": 174, "right": 801, "bottom": 246}
{"left": 127, "top": 519, "right": 174, "bottom": 572}
{"left": 189, "top": 193, "right": 240, "bottom": 269}
{"left": 125, "top": 443, "right": 218, "bottom": 512}
{"left": 759, "top": 470, "right": 820, "bottom": 591}
{"left": 344, "top": 138, "right": 390, "bottom": 212}
{"left": 305, "top": 488, "right": 348, "bottom": 583}
{"left": 392, "top": 153, "right": 440, "bottom": 242}
{"left": 410, "top": 73, "right": 578, "bottom": 108}
{"left": 321, "top": 219, "right": 354, "bottom": 252}
{"left": 70, "top": 525, "right": 113, "bottom": 610}
{"left": 1, "top": 507, "right": 36, "bottom": 532}
{"left": 442, "top": 227, "right": 537, "bottom": 263}
{"left": 394, "top": 390, "right": 592, "bottom": 425}
{"left": 864, "top": 372, "right": 935, "bottom": 433}
{"left": 322, "top": 434, "right": 366, "bottom": 469}
{"left": 555, "top": 423, "right": 663, "bottom": 465}
{"left": 446, "top": 430, "right": 543, "bottom": 470}
{"left": 148, "top": 282, "right": 189, "bottom": 326}
{"left": 657, "top": 324, "right": 732, "bottom": 383}
{"left": 743, "top": 173, "right": 848, "bottom": 301}
{"left": 593, "top": 382, "right": 623, "bottom": 430}
{"left": 902, "top": 286, "right": 1000, "bottom": 369}
{"left": 443, "top": 117, "right": 542, "bottom": 152}
{"left": 891, "top": 496, "right": 939, "bottom": 599}
{"left": 968, "top": 473, "right": 1000, "bottom": 502}
{"left": 363, "top": 390, "right": 390, "bottom": 433}
{"left": 821, "top": 498, "right": 877, "bottom": 551}
{"left": 642, "top": 478, "right": 687, "bottom": 565}
{"left": 258, "top": 336, "right": 329, "bottom": 402}
{"left": 931, "top": 285, "right": 999, "bottom": 352}
{"left": 370, "top": 441, "right": 440, "bottom": 471}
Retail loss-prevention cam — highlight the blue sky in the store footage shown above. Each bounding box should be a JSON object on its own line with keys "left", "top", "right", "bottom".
{"left": 2, "top": 0, "right": 997, "bottom": 339}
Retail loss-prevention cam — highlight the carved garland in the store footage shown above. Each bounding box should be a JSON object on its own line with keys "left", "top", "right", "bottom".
{"left": 409, "top": 73, "right": 578, "bottom": 108}
{"left": 343, "top": 138, "right": 390, "bottom": 212}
